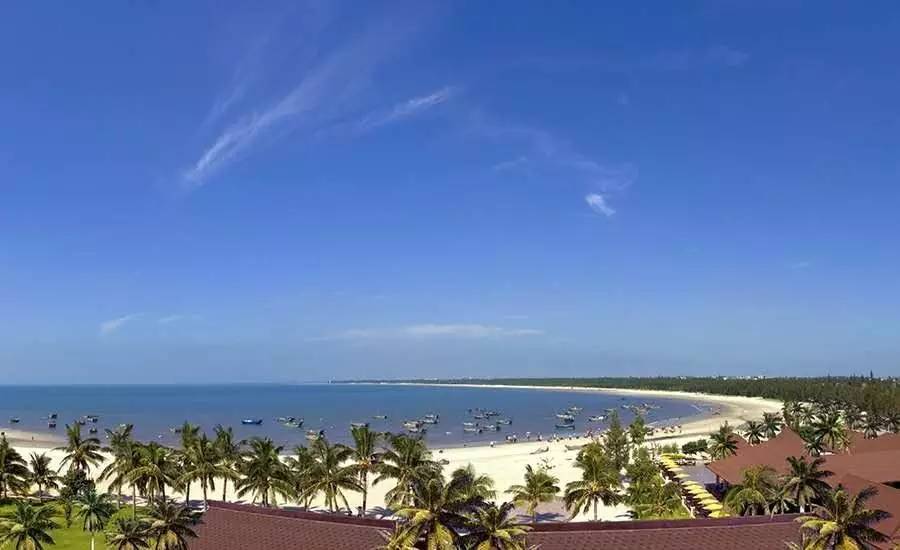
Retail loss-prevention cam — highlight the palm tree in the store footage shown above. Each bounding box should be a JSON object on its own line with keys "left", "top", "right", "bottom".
{"left": 782, "top": 456, "right": 833, "bottom": 513}
{"left": 450, "top": 464, "right": 496, "bottom": 501}
{"left": 564, "top": 451, "right": 621, "bottom": 521}
{"left": 178, "top": 433, "right": 223, "bottom": 507}
{"left": 708, "top": 423, "right": 740, "bottom": 461}
{"left": 304, "top": 438, "right": 362, "bottom": 513}
{"left": 77, "top": 489, "right": 116, "bottom": 550}
{"left": 101, "top": 441, "right": 142, "bottom": 513}
{"left": 146, "top": 499, "right": 200, "bottom": 550}
{"left": 283, "top": 446, "right": 316, "bottom": 510}
{"left": 235, "top": 437, "right": 289, "bottom": 507}
{"left": 0, "top": 436, "right": 30, "bottom": 499}
{"left": 27, "top": 453, "right": 59, "bottom": 502}
{"left": 843, "top": 408, "right": 865, "bottom": 430}
{"left": 862, "top": 415, "right": 882, "bottom": 439}
{"left": 0, "top": 502, "right": 57, "bottom": 550}
{"left": 106, "top": 517, "right": 151, "bottom": 550}
{"left": 812, "top": 412, "right": 850, "bottom": 453}
{"left": 462, "top": 501, "right": 532, "bottom": 550}
{"left": 886, "top": 412, "right": 900, "bottom": 434}
{"left": 212, "top": 425, "right": 242, "bottom": 502}
{"left": 56, "top": 423, "right": 103, "bottom": 474}
{"left": 626, "top": 480, "right": 684, "bottom": 519}
{"left": 724, "top": 465, "right": 778, "bottom": 516}
{"left": 176, "top": 422, "right": 200, "bottom": 505}
{"left": 373, "top": 434, "right": 440, "bottom": 508}
{"left": 344, "top": 425, "right": 380, "bottom": 516}
{"left": 796, "top": 485, "right": 891, "bottom": 549}
{"left": 761, "top": 412, "right": 784, "bottom": 439}
{"left": 506, "top": 464, "right": 560, "bottom": 523}
{"left": 102, "top": 424, "right": 135, "bottom": 507}
{"left": 129, "top": 442, "right": 176, "bottom": 505}
{"left": 742, "top": 420, "right": 765, "bottom": 445}
{"left": 389, "top": 475, "right": 470, "bottom": 550}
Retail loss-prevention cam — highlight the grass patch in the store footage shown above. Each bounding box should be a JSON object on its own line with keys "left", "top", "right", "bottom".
{"left": 1, "top": 500, "right": 142, "bottom": 549}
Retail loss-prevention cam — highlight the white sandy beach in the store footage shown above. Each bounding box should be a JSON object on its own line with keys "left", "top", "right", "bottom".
{"left": 7, "top": 386, "right": 781, "bottom": 522}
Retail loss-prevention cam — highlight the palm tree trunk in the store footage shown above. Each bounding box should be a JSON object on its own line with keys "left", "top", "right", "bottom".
{"left": 361, "top": 471, "right": 368, "bottom": 516}
{"left": 91, "top": 533, "right": 95, "bottom": 550}
{"left": 593, "top": 500, "right": 598, "bottom": 521}
{"left": 203, "top": 480, "right": 208, "bottom": 507}
{"left": 132, "top": 485, "right": 137, "bottom": 519}
{"left": 185, "top": 481, "right": 191, "bottom": 506}
{"left": 222, "top": 477, "right": 228, "bottom": 502}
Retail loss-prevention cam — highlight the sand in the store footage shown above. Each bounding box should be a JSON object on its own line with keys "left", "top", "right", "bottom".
{"left": 6, "top": 385, "right": 781, "bottom": 522}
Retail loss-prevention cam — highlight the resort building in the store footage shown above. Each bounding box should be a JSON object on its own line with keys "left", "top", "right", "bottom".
{"left": 189, "top": 501, "right": 803, "bottom": 550}
{"left": 706, "top": 429, "right": 900, "bottom": 545}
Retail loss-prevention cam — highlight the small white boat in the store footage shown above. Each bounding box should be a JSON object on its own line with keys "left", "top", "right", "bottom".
{"left": 306, "top": 429, "right": 325, "bottom": 441}
{"left": 350, "top": 422, "right": 369, "bottom": 428}
{"left": 496, "top": 418, "right": 512, "bottom": 425}
{"left": 373, "top": 415, "right": 388, "bottom": 420}
{"left": 555, "top": 413, "right": 575, "bottom": 421}
{"left": 588, "top": 415, "right": 606, "bottom": 422}
{"left": 241, "top": 419, "right": 263, "bottom": 425}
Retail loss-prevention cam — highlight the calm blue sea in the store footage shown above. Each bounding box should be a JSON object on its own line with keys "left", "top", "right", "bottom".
{"left": 0, "top": 384, "right": 710, "bottom": 449}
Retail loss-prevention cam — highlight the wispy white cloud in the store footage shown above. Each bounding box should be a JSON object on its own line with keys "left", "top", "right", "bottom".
{"left": 585, "top": 193, "right": 615, "bottom": 217}
{"left": 309, "top": 323, "right": 544, "bottom": 342}
{"left": 354, "top": 86, "right": 457, "bottom": 134}
{"left": 492, "top": 156, "right": 530, "bottom": 173}
{"left": 99, "top": 313, "right": 142, "bottom": 336}
{"left": 182, "top": 19, "right": 427, "bottom": 188}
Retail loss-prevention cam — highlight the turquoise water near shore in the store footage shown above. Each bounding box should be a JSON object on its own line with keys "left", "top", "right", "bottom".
{"left": 0, "top": 384, "right": 711, "bottom": 448}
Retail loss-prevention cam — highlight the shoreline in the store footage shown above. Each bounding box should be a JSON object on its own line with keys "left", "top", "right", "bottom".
{"left": 7, "top": 384, "right": 781, "bottom": 522}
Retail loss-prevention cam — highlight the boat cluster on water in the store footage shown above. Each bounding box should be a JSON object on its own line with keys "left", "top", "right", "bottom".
{"left": 460, "top": 408, "right": 513, "bottom": 434}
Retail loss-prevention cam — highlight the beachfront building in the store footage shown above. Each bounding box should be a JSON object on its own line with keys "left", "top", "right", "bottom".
{"left": 188, "top": 501, "right": 802, "bottom": 550}
{"left": 706, "top": 429, "right": 900, "bottom": 545}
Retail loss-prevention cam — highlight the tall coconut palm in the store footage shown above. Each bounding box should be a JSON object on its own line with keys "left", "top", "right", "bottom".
{"left": 742, "top": 421, "right": 765, "bottom": 445}
{"left": 761, "top": 412, "right": 784, "bottom": 439}
{"left": 708, "top": 424, "right": 740, "bottom": 461}
{"left": 796, "top": 485, "right": 891, "bottom": 549}
{"left": 373, "top": 434, "right": 440, "bottom": 508}
{"left": 176, "top": 423, "right": 200, "bottom": 506}
{"left": 102, "top": 424, "right": 135, "bottom": 507}
{"left": 506, "top": 464, "right": 560, "bottom": 523}
{"left": 462, "top": 501, "right": 532, "bottom": 550}
{"left": 812, "top": 412, "right": 850, "bottom": 453}
{"left": 304, "top": 438, "right": 362, "bottom": 513}
{"left": 56, "top": 423, "right": 103, "bottom": 474}
{"left": 344, "top": 425, "right": 380, "bottom": 516}
{"left": 27, "top": 453, "right": 59, "bottom": 502}
{"left": 782, "top": 456, "right": 833, "bottom": 513}
{"left": 886, "top": 412, "right": 900, "bottom": 434}
{"left": 105, "top": 517, "right": 150, "bottom": 550}
{"left": 146, "top": 499, "right": 199, "bottom": 550}
{"left": 843, "top": 408, "right": 865, "bottom": 431}
{"left": 235, "top": 437, "right": 289, "bottom": 508}
{"left": 564, "top": 451, "right": 621, "bottom": 521}
{"left": 626, "top": 479, "right": 685, "bottom": 519}
{"left": 0, "top": 501, "right": 57, "bottom": 550}
{"left": 862, "top": 415, "right": 882, "bottom": 439}
{"left": 724, "top": 465, "right": 778, "bottom": 516}
{"left": 389, "top": 475, "right": 470, "bottom": 550}
{"left": 129, "top": 442, "right": 176, "bottom": 504}
{"left": 283, "top": 446, "right": 316, "bottom": 510}
{"left": 450, "top": 464, "right": 496, "bottom": 502}
{"left": 0, "top": 435, "right": 29, "bottom": 499}
{"left": 77, "top": 489, "right": 116, "bottom": 550}
{"left": 178, "top": 434, "right": 223, "bottom": 507}
{"left": 212, "top": 425, "right": 242, "bottom": 502}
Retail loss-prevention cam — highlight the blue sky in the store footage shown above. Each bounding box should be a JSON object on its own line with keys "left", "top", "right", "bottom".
{"left": 1, "top": 2, "right": 899, "bottom": 383}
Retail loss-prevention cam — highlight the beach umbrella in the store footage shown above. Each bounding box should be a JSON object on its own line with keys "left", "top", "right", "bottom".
{"left": 698, "top": 498, "right": 720, "bottom": 505}
{"left": 709, "top": 510, "right": 730, "bottom": 518}
{"left": 686, "top": 487, "right": 708, "bottom": 495}
{"left": 673, "top": 472, "right": 690, "bottom": 479}
{"left": 682, "top": 481, "right": 703, "bottom": 488}
{"left": 703, "top": 502, "right": 723, "bottom": 511}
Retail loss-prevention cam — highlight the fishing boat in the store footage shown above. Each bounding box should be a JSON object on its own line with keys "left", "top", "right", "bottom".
{"left": 76, "top": 419, "right": 87, "bottom": 426}
{"left": 350, "top": 422, "right": 369, "bottom": 428}
{"left": 421, "top": 417, "right": 439, "bottom": 424}
{"left": 482, "top": 424, "right": 500, "bottom": 432}
{"left": 496, "top": 418, "right": 512, "bottom": 425}
{"left": 484, "top": 410, "right": 500, "bottom": 417}
{"left": 306, "top": 429, "right": 325, "bottom": 441}
{"left": 373, "top": 415, "right": 388, "bottom": 420}
{"left": 170, "top": 426, "right": 183, "bottom": 434}
{"left": 554, "top": 423, "right": 576, "bottom": 430}
{"left": 9, "top": 417, "right": 20, "bottom": 424}
{"left": 588, "top": 415, "right": 606, "bottom": 422}
{"left": 555, "top": 413, "right": 575, "bottom": 421}
{"left": 49, "top": 413, "right": 58, "bottom": 420}
{"left": 84, "top": 415, "right": 100, "bottom": 423}
{"left": 472, "top": 413, "right": 486, "bottom": 419}
{"left": 89, "top": 427, "right": 98, "bottom": 434}
{"left": 462, "top": 421, "right": 477, "bottom": 427}
{"left": 48, "top": 421, "right": 57, "bottom": 429}
{"left": 241, "top": 419, "right": 263, "bottom": 425}
{"left": 567, "top": 406, "right": 583, "bottom": 413}
{"left": 284, "top": 419, "right": 304, "bottom": 428}
{"left": 462, "top": 426, "right": 482, "bottom": 433}
{"left": 276, "top": 416, "right": 296, "bottom": 424}
{"left": 407, "top": 425, "right": 427, "bottom": 434}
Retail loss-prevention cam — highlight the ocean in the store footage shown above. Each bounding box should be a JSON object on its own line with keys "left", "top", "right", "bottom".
{"left": 0, "top": 384, "right": 711, "bottom": 449}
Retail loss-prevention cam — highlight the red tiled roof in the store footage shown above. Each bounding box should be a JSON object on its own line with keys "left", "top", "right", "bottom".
{"left": 831, "top": 474, "right": 900, "bottom": 543}
{"left": 706, "top": 428, "right": 809, "bottom": 485}
{"left": 821, "top": 450, "right": 900, "bottom": 485}
{"left": 847, "top": 432, "right": 900, "bottom": 455}
{"left": 189, "top": 502, "right": 392, "bottom": 550}
{"left": 189, "top": 502, "right": 801, "bottom": 550}
{"left": 526, "top": 515, "right": 801, "bottom": 550}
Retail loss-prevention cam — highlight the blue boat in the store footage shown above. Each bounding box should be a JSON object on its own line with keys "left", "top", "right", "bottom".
{"left": 241, "top": 418, "right": 263, "bottom": 425}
